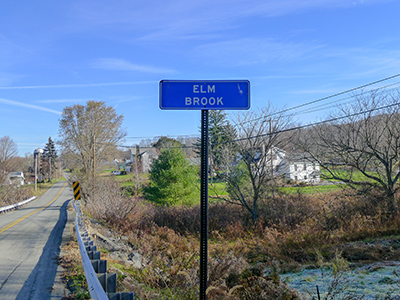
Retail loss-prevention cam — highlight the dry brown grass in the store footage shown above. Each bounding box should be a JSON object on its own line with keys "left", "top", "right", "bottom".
{"left": 59, "top": 241, "right": 90, "bottom": 299}
{"left": 77, "top": 178, "right": 400, "bottom": 299}
{"left": 0, "top": 185, "right": 35, "bottom": 207}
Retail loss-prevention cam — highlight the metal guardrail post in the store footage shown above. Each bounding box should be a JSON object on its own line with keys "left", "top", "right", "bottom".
{"left": 73, "top": 201, "right": 134, "bottom": 300}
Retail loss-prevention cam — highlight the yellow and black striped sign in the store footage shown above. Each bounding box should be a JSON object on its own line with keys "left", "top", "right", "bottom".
{"left": 73, "top": 181, "right": 81, "bottom": 200}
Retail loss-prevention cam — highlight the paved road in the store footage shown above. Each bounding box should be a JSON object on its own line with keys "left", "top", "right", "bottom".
{"left": 0, "top": 181, "right": 73, "bottom": 300}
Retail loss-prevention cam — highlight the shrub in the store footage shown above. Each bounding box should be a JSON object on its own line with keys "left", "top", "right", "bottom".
{"left": 148, "top": 203, "right": 245, "bottom": 236}
{"left": 0, "top": 184, "right": 35, "bottom": 206}
{"left": 85, "top": 178, "right": 139, "bottom": 228}
{"left": 143, "top": 149, "right": 199, "bottom": 206}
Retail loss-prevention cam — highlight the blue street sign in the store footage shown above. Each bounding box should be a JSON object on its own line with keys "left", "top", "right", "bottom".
{"left": 159, "top": 80, "right": 250, "bottom": 110}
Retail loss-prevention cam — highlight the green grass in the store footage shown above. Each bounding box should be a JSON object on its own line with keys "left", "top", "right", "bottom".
{"left": 280, "top": 184, "right": 344, "bottom": 194}
{"left": 209, "top": 181, "right": 229, "bottom": 197}
{"left": 111, "top": 170, "right": 345, "bottom": 202}
{"left": 207, "top": 179, "right": 342, "bottom": 196}
{"left": 321, "top": 169, "right": 381, "bottom": 183}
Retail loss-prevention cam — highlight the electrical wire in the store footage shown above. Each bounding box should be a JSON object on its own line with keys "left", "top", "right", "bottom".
{"left": 97, "top": 74, "right": 400, "bottom": 151}
{"left": 229, "top": 100, "right": 400, "bottom": 144}
{"left": 235, "top": 73, "right": 400, "bottom": 126}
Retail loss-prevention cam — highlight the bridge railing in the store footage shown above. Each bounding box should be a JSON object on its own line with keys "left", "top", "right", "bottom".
{"left": 73, "top": 201, "right": 134, "bottom": 300}
{"left": 0, "top": 196, "right": 36, "bottom": 213}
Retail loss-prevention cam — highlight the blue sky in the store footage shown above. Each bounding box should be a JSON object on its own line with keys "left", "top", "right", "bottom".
{"left": 1, "top": 0, "right": 400, "bottom": 156}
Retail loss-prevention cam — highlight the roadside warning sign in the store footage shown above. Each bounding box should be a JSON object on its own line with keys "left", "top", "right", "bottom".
{"left": 73, "top": 181, "right": 81, "bottom": 200}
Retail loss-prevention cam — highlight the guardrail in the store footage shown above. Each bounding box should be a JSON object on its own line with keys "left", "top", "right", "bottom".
{"left": 73, "top": 201, "right": 134, "bottom": 300}
{"left": 0, "top": 196, "right": 36, "bottom": 214}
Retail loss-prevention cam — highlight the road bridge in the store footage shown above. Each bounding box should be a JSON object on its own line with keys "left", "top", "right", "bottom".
{"left": 0, "top": 181, "right": 72, "bottom": 300}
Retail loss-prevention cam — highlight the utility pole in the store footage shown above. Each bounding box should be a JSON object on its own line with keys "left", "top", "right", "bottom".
{"left": 49, "top": 156, "right": 52, "bottom": 182}
{"left": 135, "top": 145, "right": 140, "bottom": 198}
{"left": 270, "top": 119, "right": 273, "bottom": 176}
{"left": 35, "top": 153, "right": 38, "bottom": 191}
{"left": 34, "top": 148, "right": 44, "bottom": 191}
{"left": 209, "top": 140, "right": 213, "bottom": 186}
{"left": 93, "top": 133, "right": 96, "bottom": 180}
{"left": 92, "top": 132, "right": 96, "bottom": 193}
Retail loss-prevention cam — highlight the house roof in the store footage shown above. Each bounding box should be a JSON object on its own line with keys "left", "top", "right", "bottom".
{"left": 187, "top": 157, "right": 201, "bottom": 165}
{"left": 285, "top": 152, "right": 317, "bottom": 163}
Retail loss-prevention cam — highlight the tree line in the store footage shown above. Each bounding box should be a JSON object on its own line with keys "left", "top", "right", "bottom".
{"left": 57, "top": 89, "right": 400, "bottom": 220}
{"left": 0, "top": 136, "right": 58, "bottom": 182}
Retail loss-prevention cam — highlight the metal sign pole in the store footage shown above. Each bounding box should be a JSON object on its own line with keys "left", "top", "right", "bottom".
{"left": 158, "top": 79, "right": 250, "bottom": 300}
{"left": 200, "top": 109, "right": 209, "bottom": 300}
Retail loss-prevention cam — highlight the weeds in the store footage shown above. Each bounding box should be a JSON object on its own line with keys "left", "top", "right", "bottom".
{"left": 59, "top": 241, "right": 90, "bottom": 299}
{"left": 74, "top": 178, "right": 400, "bottom": 299}
{"left": 0, "top": 184, "right": 35, "bottom": 206}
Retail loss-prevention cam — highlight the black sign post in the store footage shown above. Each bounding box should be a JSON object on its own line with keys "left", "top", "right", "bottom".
{"left": 200, "top": 110, "right": 209, "bottom": 299}
{"left": 159, "top": 80, "right": 250, "bottom": 299}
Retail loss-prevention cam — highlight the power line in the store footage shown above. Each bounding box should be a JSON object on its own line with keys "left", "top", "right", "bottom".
{"left": 276, "top": 73, "right": 400, "bottom": 115}
{"left": 98, "top": 101, "right": 400, "bottom": 152}
{"left": 286, "top": 80, "right": 400, "bottom": 118}
{"left": 236, "top": 73, "right": 400, "bottom": 126}
{"left": 105, "top": 74, "right": 400, "bottom": 151}
{"left": 125, "top": 134, "right": 199, "bottom": 140}
{"left": 229, "top": 100, "right": 400, "bottom": 144}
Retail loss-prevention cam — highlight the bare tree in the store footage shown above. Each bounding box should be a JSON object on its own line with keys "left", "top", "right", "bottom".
{"left": 224, "top": 105, "right": 293, "bottom": 221}
{"left": 58, "top": 101, "right": 126, "bottom": 183}
{"left": 0, "top": 136, "right": 18, "bottom": 183}
{"left": 299, "top": 89, "right": 400, "bottom": 216}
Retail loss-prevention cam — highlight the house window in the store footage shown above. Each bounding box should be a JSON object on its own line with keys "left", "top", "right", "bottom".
{"left": 294, "top": 164, "right": 297, "bottom": 171}
{"left": 304, "top": 175, "right": 307, "bottom": 180}
{"left": 313, "top": 163, "right": 316, "bottom": 170}
{"left": 303, "top": 163, "right": 307, "bottom": 170}
{"left": 295, "top": 176, "right": 298, "bottom": 181}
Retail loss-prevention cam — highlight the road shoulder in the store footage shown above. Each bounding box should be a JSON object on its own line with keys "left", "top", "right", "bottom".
{"left": 50, "top": 200, "right": 75, "bottom": 299}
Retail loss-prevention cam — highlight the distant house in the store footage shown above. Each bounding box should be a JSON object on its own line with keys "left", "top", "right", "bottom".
{"left": 8, "top": 172, "right": 25, "bottom": 186}
{"left": 244, "top": 146, "right": 321, "bottom": 184}
{"left": 273, "top": 151, "right": 321, "bottom": 184}
{"left": 130, "top": 148, "right": 159, "bottom": 173}
{"left": 187, "top": 157, "right": 201, "bottom": 166}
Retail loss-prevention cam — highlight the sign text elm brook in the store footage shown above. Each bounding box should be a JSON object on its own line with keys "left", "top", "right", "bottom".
{"left": 159, "top": 80, "right": 250, "bottom": 110}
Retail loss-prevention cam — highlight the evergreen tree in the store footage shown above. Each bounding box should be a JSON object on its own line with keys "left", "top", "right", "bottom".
{"left": 152, "top": 136, "right": 182, "bottom": 150}
{"left": 196, "top": 110, "right": 237, "bottom": 177}
{"left": 144, "top": 148, "right": 198, "bottom": 206}
{"left": 43, "top": 137, "right": 57, "bottom": 180}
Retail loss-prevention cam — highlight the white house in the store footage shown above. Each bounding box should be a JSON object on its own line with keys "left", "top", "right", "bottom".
{"left": 130, "top": 148, "right": 159, "bottom": 173}
{"left": 256, "top": 147, "right": 320, "bottom": 183}
{"left": 8, "top": 172, "right": 25, "bottom": 186}
{"left": 238, "top": 145, "right": 319, "bottom": 183}
{"left": 273, "top": 151, "right": 321, "bottom": 184}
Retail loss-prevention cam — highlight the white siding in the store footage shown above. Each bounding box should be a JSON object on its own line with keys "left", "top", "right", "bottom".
{"left": 288, "top": 162, "right": 320, "bottom": 183}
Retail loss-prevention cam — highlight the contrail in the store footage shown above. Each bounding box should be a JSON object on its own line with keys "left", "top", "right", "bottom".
{"left": 0, "top": 98, "right": 62, "bottom": 115}
{"left": 0, "top": 81, "right": 155, "bottom": 90}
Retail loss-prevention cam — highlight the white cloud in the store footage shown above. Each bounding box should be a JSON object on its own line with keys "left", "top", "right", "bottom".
{"left": 318, "top": 46, "right": 400, "bottom": 80}
{"left": 0, "top": 98, "right": 62, "bottom": 115}
{"left": 0, "top": 81, "right": 155, "bottom": 90}
{"left": 194, "top": 38, "right": 324, "bottom": 66}
{"left": 70, "top": 0, "right": 391, "bottom": 37}
{"left": 92, "top": 58, "right": 176, "bottom": 74}
{"left": 35, "top": 99, "right": 88, "bottom": 104}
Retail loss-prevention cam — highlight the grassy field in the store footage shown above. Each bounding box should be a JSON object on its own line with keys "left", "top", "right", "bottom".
{"left": 106, "top": 168, "right": 345, "bottom": 200}
{"left": 280, "top": 183, "right": 344, "bottom": 194}
{"left": 321, "top": 168, "right": 381, "bottom": 183}
{"left": 208, "top": 180, "right": 344, "bottom": 197}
